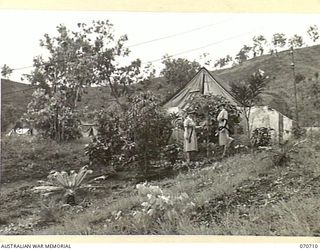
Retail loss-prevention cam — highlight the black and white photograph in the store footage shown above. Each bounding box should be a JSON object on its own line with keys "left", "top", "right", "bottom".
{"left": 1, "top": 3, "right": 320, "bottom": 238}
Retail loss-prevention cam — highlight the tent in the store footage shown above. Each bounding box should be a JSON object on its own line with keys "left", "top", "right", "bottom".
{"left": 249, "top": 106, "right": 293, "bottom": 143}
{"left": 79, "top": 120, "right": 98, "bottom": 137}
{"left": 164, "top": 67, "right": 240, "bottom": 146}
{"left": 163, "top": 67, "right": 293, "bottom": 144}
{"left": 6, "top": 120, "right": 38, "bottom": 137}
{"left": 6, "top": 128, "right": 34, "bottom": 136}
{"left": 163, "top": 67, "right": 239, "bottom": 113}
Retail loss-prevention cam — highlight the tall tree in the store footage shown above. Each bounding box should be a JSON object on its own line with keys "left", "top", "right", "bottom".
{"left": 1, "top": 64, "right": 13, "bottom": 79}
{"left": 235, "top": 45, "right": 252, "bottom": 64}
{"left": 160, "top": 56, "right": 201, "bottom": 87}
{"left": 288, "top": 34, "right": 304, "bottom": 49}
{"left": 199, "top": 53, "right": 213, "bottom": 67}
{"left": 252, "top": 35, "right": 267, "bottom": 57}
{"left": 271, "top": 33, "right": 287, "bottom": 55}
{"left": 230, "top": 69, "right": 269, "bottom": 145}
{"left": 214, "top": 55, "right": 232, "bottom": 68}
{"left": 307, "top": 25, "right": 319, "bottom": 44}
{"left": 27, "top": 21, "right": 142, "bottom": 106}
{"left": 24, "top": 20, "right": 142, "bottom": 142}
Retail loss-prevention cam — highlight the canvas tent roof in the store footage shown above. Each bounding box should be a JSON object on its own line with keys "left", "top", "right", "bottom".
{"left": 163, "top": 67, "right": 239, "bottom": 111}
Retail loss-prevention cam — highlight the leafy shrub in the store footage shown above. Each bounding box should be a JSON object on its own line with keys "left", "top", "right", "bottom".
{"left": 85, "top": 92, "right": 173, "bottom": 172}
{"left": 23, "top": 89, "right": 81, "bottom": 142}
{"left": 251, "top": 127, "right": 273, "bottom": 147}
{"left": 84, "top": 111, "right": 134, "bottom": 169}
{"left": 127, "top": 92, "right": 172, "bottom": 169}
{"left": 161, "top": 143, "right": 182, "bottom": 164}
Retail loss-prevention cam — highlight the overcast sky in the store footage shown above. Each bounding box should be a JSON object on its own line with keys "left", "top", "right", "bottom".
{"left": 0, "top": 10, "right": 319, "bottom": 82}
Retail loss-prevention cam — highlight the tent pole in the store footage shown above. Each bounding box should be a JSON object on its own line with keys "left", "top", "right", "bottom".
{"left": 201, "top": 72, "right": 205, "bottom": 94}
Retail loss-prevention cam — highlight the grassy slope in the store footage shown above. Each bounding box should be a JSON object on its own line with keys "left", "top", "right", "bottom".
{"left": 1, "top": 79, "right": 35, "bottom": 132}
{"left": 215, "top": 45, "right": 320, "bottom": 119}
{"left": 1, "top": 79, "right": 34, "bottom": 106}
{"left": 7, "top": 136, "right": 316, "bottom": 236}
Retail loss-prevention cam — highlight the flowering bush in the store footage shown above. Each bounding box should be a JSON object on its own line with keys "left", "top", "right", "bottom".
{"left": 131, "top": 182, "right": 196, "bottom": 226}
{"left": 106, "top": 182, "right": 196, "bottom": 233}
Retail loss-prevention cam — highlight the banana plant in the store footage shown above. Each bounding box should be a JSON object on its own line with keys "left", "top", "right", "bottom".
{"left": 33, "top": 165, "right": 98, "bottom": 205}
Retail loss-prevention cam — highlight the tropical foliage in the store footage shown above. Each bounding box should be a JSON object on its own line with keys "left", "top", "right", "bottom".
{"left": 23, "top": 20, "right": 144, "bottom": 142}
{"left": 33, "top": 166, "right": 94, "bottom": 205}
{"left": 85, "top": 92, "right": 173, "bottom": 172}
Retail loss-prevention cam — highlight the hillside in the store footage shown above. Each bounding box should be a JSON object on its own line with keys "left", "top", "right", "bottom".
{"left": 1, "top": 135, "right": 319, "bottom": 235}
{"left": 1, "top": 79, "right": 35, "bottom": 132}
{"left": 1, "top": 45, "right": 320, "bottom": 236}
{"left": 215, "top": 44, "right": 320, "bottom": 119}
{"left": 2, "top": 44, "right": 320, "bottom": 131}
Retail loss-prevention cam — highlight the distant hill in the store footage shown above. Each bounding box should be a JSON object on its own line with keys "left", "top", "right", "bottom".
{"left": 215, "top": 44, "right": 320, "bottom": 119}
{"left": 2, "top": 44, "right": 320, "bottom": 131}
{"left": 1, "top": 79, "right": 35, "bottom": 132}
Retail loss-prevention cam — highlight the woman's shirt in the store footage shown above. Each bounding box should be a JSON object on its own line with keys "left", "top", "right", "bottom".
{"left": 217, "top": 109, "right": 228, "bottom": 127}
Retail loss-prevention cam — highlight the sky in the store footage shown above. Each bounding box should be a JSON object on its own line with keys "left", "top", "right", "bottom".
{"left": 0, "top": 10, "right": 319, "bottom": 82}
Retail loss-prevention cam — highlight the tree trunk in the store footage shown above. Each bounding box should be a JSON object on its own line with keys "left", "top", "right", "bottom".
{"left": 55, "top": 108, "right": 59, "bottom": 142}
{"left": 206, "top": 115, "right": 210, "bottom": 158}
{"left": 61, "top": 120, "right": 65, "bottom": 142}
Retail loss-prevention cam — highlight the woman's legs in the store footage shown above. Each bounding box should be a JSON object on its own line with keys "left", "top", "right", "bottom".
{"left": 222, "top": 136, "right": 234, "bottom": 158}
{"left": 186, "top": 152, "right": 191, "bottom": 163}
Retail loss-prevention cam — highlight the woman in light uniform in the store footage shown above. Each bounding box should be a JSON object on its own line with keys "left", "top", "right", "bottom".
{"left": 183, "top": 110, "right": 198, "bottom": 163}
{"left": 217, "top": 103, "right": 234, "bottom": 158}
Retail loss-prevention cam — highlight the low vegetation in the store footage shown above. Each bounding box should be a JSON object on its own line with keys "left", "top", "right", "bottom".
{"left": 32, "top": 166, "right": 94, "bottom": 205}
{"left": 1, "top": 133, "right": 319, "bottom": 235}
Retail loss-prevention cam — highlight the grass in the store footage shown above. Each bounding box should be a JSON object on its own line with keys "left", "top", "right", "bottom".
{"left": 1, "top": 136, "right": 89, "bottom": 183}
{"left": 1, "top": 133, "right": 320, "bottom": 235}
{"left": 202, "top": 197, "right": 320, "bottom": 236}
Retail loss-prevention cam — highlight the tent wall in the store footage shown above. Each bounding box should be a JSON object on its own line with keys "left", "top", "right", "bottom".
{"left": 247, "top": 106, "right": 292, "bottom": 143}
